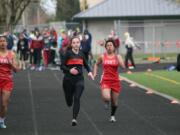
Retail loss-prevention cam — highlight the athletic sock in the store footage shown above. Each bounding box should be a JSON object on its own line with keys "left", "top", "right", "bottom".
{"left": 111, "top": 105, "right": 117, "bottom": 116}
{"left": 0, "top": 117, "right": 5, "bottom": 123}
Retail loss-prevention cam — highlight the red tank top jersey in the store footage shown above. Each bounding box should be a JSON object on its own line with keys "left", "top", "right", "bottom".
{"left": 101, "top": 53, "right": 119, "bottom": 82}
{"left": 0, "top": 51, "right": 13, "bottom": 80}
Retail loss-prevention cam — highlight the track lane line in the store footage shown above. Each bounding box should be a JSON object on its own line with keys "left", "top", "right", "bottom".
{"left": 145, "top": 73, "right": 180, "bottom": 85}
{"left": 27, "top": 71, "right": 38, "bottom": 135}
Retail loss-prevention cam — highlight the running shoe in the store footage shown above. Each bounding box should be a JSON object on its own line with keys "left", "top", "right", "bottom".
{"left": 30, "top": 66, "right": 35, "bottom": 70}
{"left": 109, "top": 116, "right": 116, "bottom": 123}
{"left": 71, "top": 119, "right": 77, "bottom": 126}
{"left": 23, "top": 65, "right": 26, "bottom": 70}
{"left": 38, "top": 66, "right": 43, "bottom": 71}
{"left": 0, "top": 122, "right": 6, "bottom": 129}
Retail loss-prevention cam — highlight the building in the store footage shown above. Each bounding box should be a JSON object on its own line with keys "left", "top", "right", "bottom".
{"left": 74, "top": 0, "right": 180, "bottom": 55}
{"left": 79, "top": 0, "right": 104, "bottom": 10}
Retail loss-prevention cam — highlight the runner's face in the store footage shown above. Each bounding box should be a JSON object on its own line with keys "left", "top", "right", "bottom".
{"left": 71, "top": 38, "right": 80, "bottom": 51}
{"left": 0, "top": 37, "right": 7, "bottom": 50}
{"left": 20, "top": 34, "right": 24, "bottom": 39}
{"left": 106, "top": 42, "right": 115, "bottom": 54}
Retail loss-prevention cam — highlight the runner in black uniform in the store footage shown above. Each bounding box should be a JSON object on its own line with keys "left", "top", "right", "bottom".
{"left": 61, "top": 36, "right": 94, "bottom": 126}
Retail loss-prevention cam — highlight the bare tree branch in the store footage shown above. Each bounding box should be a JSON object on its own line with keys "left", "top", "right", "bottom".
{"left": 13, "top": 0, "right": 32, "bottom": 26}
{"left": 0, "top": 0, "right": 36, "bottom": 30}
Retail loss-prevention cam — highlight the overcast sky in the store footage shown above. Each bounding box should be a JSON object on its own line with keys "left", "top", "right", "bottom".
{"left": 41, "top": 0, "right": 56, "bottom": 15}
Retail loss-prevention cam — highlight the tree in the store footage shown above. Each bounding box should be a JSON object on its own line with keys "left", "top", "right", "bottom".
{"left": 0, "top": 0, "right": 35, "bottom": 31}
{"left": 56, "top": 0, "right": 80, "bottom": 21}
{"left": 167, "top": 0, "right": 180, "bottom": 4}
{"left": 174, "top": 0, "right": 180, "bottom": 3}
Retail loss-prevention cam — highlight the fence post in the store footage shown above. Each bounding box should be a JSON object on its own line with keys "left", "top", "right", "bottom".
{"left": 152, "top": 25, "right": 155, "bottom": 57}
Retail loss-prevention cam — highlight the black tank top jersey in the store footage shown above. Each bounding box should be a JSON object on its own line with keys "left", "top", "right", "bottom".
{"left": 61, "top": 49, "right": 91, "bottom": 76}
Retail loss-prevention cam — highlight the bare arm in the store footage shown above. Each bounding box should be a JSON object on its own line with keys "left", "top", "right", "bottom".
{"left": 117, "top": 54, "right": 125, "bottom": 69}
{"left": 93, "top": 54, "right": 103, "bottom": 78}
{"left": 8, "top": 52, "right": 21, "bottom": 72}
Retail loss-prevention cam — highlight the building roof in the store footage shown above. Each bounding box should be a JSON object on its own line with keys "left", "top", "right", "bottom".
{"left": 74, "top": 0, "right": 180, "bottom": 19}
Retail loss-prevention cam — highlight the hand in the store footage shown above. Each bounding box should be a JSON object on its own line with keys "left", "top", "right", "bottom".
{"left": 88, "top": 72, "right": 94, "bottom": 80}
{"left": 70, "top": 67, "right": 78, "bottom": 75}
{"left": 6, "top": 57, "right": 20, "bottom": 72}
{"left": 6, "top": 57, "right": 13, "bottom": 66}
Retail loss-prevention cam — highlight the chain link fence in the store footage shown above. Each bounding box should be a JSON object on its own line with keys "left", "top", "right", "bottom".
{"left": 0, "top": 21, "right": 82, "bottom": 34}
{"left": 1, "top": 21, "right": 179, "bottom": 61}
{"left": 91, "top": 20, "right": 180, "bottom": 62}
{"left": 116, "top": 20, "right": 180, "bottom": 56}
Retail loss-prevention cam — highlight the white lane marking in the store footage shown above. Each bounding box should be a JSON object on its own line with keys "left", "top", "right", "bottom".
{"left": 81, "top": 107, "right": 104, "bottom": 135}
{"left": 27, "top": 71, "right": 38, "bottom": 135}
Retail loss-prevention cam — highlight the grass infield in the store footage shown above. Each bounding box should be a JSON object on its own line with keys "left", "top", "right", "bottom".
{"left": 121, "top": 70, "right": 180, "bottom": 100}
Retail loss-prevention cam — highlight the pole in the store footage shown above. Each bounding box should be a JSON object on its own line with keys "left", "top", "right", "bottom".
{"left": 152, "top": 25, "right": 155, "bottom": 57}
{"left": 22, "top": 11, "right": 26, "bottom": 28}
{"left": 37, "top": 6, "right": 40, "bottom": 25}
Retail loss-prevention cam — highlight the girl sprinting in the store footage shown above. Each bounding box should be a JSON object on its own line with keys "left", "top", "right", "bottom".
{"left": 93, "top": 39, "right": 125, "bottom": 122}
{"left": 0, "top": 35, "right": 21, "bottom": 128}
{"left": 60, "top": 36, "right": 94, "bottom": 126}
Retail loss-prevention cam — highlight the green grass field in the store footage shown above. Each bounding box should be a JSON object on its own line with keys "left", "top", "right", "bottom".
{"left": 121, "top": 70, "right": 180, "bottom": 100}
{"left": 93, "top": 53, "right": 178, "bottom": 63}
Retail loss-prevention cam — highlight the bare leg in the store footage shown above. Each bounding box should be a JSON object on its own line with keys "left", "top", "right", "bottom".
{"left": 101, "top": 88, "right": 111, "bottom": 102}
{"left": 110, "top": 91, "right": 119, "bottom": 122}
{"left": 101, "top": 89, "right": 111, "bottom": 109}
{"left": 0, "top": 90, "right": 11, "bottom": 118}
{"left": 111, "top": 91, "right": 119, "bottom": 107}
{"left": 0, "top": 90, "right": 11, "bottom": 128}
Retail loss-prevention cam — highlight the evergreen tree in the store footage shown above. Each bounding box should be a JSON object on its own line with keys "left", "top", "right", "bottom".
{"left": 56, "top": 0, "right": 80, "bottom": 21}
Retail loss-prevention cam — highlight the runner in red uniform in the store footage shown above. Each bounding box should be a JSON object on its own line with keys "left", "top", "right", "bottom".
{"left": 93, "top": 39, "right": 125, "bottom": 122}
{"left": 0, "top": 35, "right": 21, "bottom": 128}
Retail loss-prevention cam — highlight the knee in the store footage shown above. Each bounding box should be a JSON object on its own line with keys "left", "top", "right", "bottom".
{"left": 103, "top": 96, "right": 111, "bottom": 102}
{"left": 111, "top": 97, "right": 119, "bottom": 106}
{"left": 67, "top": 102, "right": 73, "bottom": 107}
{"left": 3, "top": 98, "right": 9, "bottom": 105}
{"left": 65, "top": 98, "right": 73, "bottom": 107}
{"left": 1, "top": 102, "right": 8, "bottom": 110}
{"left": 74, "top": 96, "right": 80, "bottom": 103}
{"left": 111, "top": 101, "right": 118, "bottom": 106}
